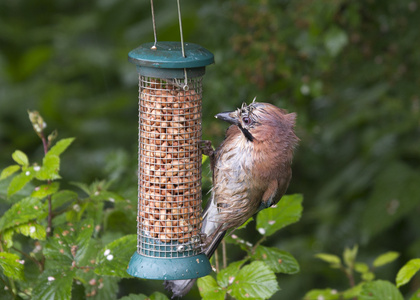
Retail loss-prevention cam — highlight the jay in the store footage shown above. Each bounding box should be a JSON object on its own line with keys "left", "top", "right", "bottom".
{"left": 165, "top": 100, "right": 299, "bottom": 298}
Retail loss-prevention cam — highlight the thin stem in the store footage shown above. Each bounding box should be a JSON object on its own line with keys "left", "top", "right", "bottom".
{"left": 214, "top": 248, "right": 219, "bottom": 272}
{"left": 222, "top": 239, "right": 227, "bottom": 269}
{"left": 40, "top": 131, "right": 53, "bottom": 237}
{"left": 251, "top": 235, "right": 267, "bottom": 254}
{"left": 12, "top": 246, "right": 43, "bottom": 273}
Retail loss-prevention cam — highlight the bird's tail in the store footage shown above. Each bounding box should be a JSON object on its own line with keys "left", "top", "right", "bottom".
{"left": 163, "top": 279, "right": 197, "bottom": 299}
{"left": 164, "top": 194, "right": 226, "bottom": 298}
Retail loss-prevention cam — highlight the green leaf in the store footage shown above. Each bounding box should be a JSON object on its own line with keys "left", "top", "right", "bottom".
{"left": 12, "top": 150, "right": 29, "bottom": 166}
{"left": 95, "top": 234, "right": 136, "bottom": 278}
{"left": 51, "top": 190, "right": 79, "bottom": 210}
{"left": 217, "top": 259, "right": 247, "bottom": 288}
{"left": 36, "top": 154, "right": 61, "bottom": 180}
{"left": 198, "top": 275, "right": 226, "bottom": 300}
{"left": 32, "top": 268, "right": 76, "bottom": 300}
{"left": 373, "top": 251, "right": 399, "bottom": 268}
{"left": 31, "top": 182, "right": 60, "bottom": 199}
{"left": 119, "top": 292, "right": 168, "bottom": 300}
{"left": 355, "top": 262, "right": 370, "bottom": 274}
{"left": 3, "top": 222, "right": 46, "bottom": 247}
{"left": 48, "top": 138, "right": 75, "bottom": 156}
{"left": 252, "top": 246, "right": 300, "bottom": 274}
{"left": 362, "top": 272, "right": 375, "bottom": 281}
{"left": 229, "top": 261, "right": 279, "bottom": 300}
{"left": 396, "top": 258, "right": 420, "bottom": 288}
{"left": 0, "top": 197, "right": 46, "bottom": 232}
{"left": 44, "top": 219, "right": 95, "bottom": 266}
{"left": 342, "top": 283, "right": 364, "bottom": 299}
{"left": 256, "top": 194, "right": 303, "bottom": 236}
{"left": 77, "top": 272, "right": 119, "bottom": 300}
{"left": 410, "top": 288, "right": 420, "bottom": 300}
{"left": 7, "top": 168, "right": 35, "bottom": 197}
{"left": 303, "top": 289, "right": 340, "bottom": 300}
{"left": 315, "top": 253, "right": 342, "bottom": 268}
{"left": 359, "top": 280, "right": 403, "bottom": 300}
{"left": 0, "top": 165, "right": 21, "bottom": 181}
{"left": 0, "top": 252, "right": 24, "bottom": 280}
{"left": 343, "top": 245, "right": 358, "bottom": 268}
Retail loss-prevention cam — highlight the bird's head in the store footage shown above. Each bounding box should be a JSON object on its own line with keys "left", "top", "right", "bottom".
{"left": 215, "top": 99, "right": 297, "bottom": 143}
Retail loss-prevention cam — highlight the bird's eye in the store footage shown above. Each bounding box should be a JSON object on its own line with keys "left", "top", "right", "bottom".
{"left": 242, "top": 117, "right": 251, "bottom": 125}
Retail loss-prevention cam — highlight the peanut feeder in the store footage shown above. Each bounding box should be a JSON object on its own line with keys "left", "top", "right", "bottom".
{"left": 126, "top": 41, "right": 214, "bottom": 280}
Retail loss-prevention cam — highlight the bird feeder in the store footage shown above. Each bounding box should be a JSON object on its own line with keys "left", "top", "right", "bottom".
{"left": 126, "top": 40, "right": 214, "bottom": 280}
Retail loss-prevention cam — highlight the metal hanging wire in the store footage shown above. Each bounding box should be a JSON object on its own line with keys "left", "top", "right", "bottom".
{"left": 150, "top": 0, "right": 158, "bottom": 50}
{"left": 177, "top": 0, "right": 189, "bottom": 91}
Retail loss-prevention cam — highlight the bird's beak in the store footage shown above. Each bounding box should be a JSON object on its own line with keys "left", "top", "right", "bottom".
{"left": 215, "top": 111, "right": 239, "bottom": 125}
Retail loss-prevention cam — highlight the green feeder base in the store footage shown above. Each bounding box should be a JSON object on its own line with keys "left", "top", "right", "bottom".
{"left": 127, "top": 251, "right": 212, "bottom": 280}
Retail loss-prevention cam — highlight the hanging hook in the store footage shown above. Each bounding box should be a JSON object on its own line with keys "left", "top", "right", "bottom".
{"left": 150, "top": 0, "right": 158, "bottom": 50}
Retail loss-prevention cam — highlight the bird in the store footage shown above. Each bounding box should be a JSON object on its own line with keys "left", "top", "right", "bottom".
{"left": 164, "top": 100, "right": 299, "bottom": 298}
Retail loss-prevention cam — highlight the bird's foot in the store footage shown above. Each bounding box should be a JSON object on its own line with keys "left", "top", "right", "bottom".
{"left": 199, "top": 140, "right": 215, "bottom": 173}
{"left": 199, "top": 140, "right": 214, "bottom": 157}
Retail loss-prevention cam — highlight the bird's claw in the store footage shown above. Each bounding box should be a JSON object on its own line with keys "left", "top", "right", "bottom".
{"left": 199, "top": 140, "right": 214, "bottom": 157}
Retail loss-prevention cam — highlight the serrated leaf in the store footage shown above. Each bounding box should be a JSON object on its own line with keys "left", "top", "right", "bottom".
{"left": 359, "top": 280, "right": 403, "bottom": 300}
{"left": 7, "top": 169, "right": 35, "bottom": 197}
{"left": 256, "top": 194, "right": 303, "bottom": 236}
{"left": 229, "top": 261, "right": 279, "bottom": 300}
{"left": 48, "top": 138, "right": 75, "bottom": 156}
{"left": 217, "top": 259, "right": 247, "bottom": 288}
{"left": 315, "top": 253, "right": 342, "bottom": 267}
{"left": 0, "top": 197, "right": 46, "bottom": 232}
{"left": 343, "top": 245, "right": 358, "bottom": 268}
{"left": 12, "top": 150, "right": 29, "bottom": 166}
{"left": 44, "top": 219, "right": 95, "bottom": 266}
{"left": 91, "top": 190, "right": 125, "bottom": 203}
{"left": 373, "top": 251, "right": 399, "bottom": 268}
{"left": 303, "top": 289, "right": 340, "bottom": 300}
{"left": 32, "top": 268, "right": 76, "bottom": 300}
{"left": 197, "top": 275, "right": 226, "bottom": 300}
{"left": 120, "top": 293, "right": 169, "bottom": 300}
{"left": 3, "top": 222, "right": 46, "bottom": 247}
{"left": 0, "top": 165, "right": 21, "bottom": 181}
{"left": 77, "top": 272, "right": 119, "bottom": 300}
{"left": 0, "top": 252, "right": 24, "bottom": 280}
{"left": 36, "top": 154, "right": 61, "bottom": 180}
{"left": 31, "top": 182, "right": 60, "bottom": 199}
{"left": 396, "top": 258, "right": 420, "bottom": 288}
{"left": 51, "top": 190, "right": 79, "bottom": 210}
{"left": 252, "top": 246, "right": 300, "bottom": 274}
{"left": 95, "top": 234, "right": 136, "bottom": 278}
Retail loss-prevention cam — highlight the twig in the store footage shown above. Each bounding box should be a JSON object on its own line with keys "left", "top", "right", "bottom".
{"left": 222, "top": 239, "right": 227, "bottom": 269}
{"left": 39, "top": 131, "right": 53, "bottom": 237}
{"left": 12, "top": 246, "right": 43, "bottom": 272}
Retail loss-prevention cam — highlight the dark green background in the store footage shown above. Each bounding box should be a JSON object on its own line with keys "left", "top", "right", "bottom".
{"left": 1, "top": 0, "right": 419, "bottom": 298}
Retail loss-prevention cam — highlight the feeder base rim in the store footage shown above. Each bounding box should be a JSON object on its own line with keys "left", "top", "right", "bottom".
{"left": 126, "top": 251, "right": 212, "bottom": 280}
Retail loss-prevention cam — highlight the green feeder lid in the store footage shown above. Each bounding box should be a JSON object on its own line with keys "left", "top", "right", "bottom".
{"left": 129, "top": 41, "right": 214, "bottom": 69}
{"left": 128, "top": 42, "right": 214, "bottom": 78}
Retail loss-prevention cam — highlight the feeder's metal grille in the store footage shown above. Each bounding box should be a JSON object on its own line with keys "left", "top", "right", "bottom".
{"left": 138, "top": 75, "right": 203, "bottom": 258}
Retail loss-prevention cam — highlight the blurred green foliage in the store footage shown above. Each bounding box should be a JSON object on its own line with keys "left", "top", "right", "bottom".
{"left": 1, "top": 0, "right": 420, "bottom": 299}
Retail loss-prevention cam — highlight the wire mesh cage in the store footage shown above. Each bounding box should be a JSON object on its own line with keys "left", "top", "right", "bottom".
{"left": 127, "top": 42, "right": 214, "bottom": 280}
